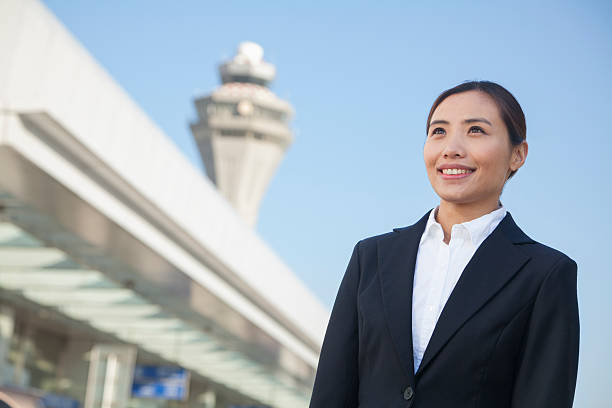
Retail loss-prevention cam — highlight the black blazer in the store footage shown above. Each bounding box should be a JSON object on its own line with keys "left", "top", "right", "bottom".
{"left": 309, "top": 210, "right": 579, "bottom": 408}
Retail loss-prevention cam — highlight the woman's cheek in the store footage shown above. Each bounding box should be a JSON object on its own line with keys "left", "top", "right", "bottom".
{"left": 476, "top": 141, "right": 507, "bottom": 169}
{"left": 424, "top": 142, "right": 443, "bottom": 168}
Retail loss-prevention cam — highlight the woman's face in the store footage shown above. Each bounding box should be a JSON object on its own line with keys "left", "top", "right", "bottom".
{"left": 423, "top": 90, "right": 526, "bottom": 208}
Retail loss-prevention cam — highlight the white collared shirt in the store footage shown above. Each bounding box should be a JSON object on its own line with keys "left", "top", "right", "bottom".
{"left": 411, "top": 204, "right": 507, "bottom": 373}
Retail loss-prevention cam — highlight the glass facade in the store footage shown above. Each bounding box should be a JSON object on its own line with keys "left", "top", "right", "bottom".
{"left": 0, "top": 297, "right": 261, "bottom": 408}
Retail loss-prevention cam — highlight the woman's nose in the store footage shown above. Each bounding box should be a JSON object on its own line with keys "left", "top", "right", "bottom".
{"left": 441, "top": 133, "right": 466, "bottom": 158}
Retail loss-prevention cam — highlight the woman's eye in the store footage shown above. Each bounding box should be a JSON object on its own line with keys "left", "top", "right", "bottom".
{"left": 431, "top": 127, "right": 445, "bottom": 135}
{"left": 469, "top": 126, "right": 485, "bottom": 134}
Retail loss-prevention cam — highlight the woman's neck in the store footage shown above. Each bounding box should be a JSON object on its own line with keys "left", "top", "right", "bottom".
{"left": 435, "top": 198, "right": 502, "bottom": 244}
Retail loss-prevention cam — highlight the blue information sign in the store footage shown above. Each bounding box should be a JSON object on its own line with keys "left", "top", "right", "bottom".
{"left": 131, "top": 365, "right": 190, "bottom": 400}
{"left": 42, "top": 393, "right": 80, "bottom": 408}
{"left": 229, "top": 406, "right": 270, "bottom": 408}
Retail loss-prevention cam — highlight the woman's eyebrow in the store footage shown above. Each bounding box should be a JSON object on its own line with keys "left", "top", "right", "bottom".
{"left": 464, "top": 117, "right": 492, "bottom": 126}
{"left": 429, "top": 117, "right": 493, "bottom": 127}
{"left": 429, "top": 119, "right": 450, "bottom": 126}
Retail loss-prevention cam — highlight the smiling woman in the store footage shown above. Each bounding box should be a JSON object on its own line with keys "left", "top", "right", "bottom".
{"left": 424, "top": 83, "right": 528, "bottom": 243}
{"left": 309, "top": 80, "right": 579, "bottom": 408}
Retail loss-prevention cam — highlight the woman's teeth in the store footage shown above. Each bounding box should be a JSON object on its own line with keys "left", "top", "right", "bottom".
{"left": 441, "top": 168, "right": 473, "bottom": 175}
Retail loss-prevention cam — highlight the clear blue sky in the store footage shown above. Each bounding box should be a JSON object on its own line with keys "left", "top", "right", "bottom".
{"left": 42, "top": 1, "right": 611, "bottom": 406}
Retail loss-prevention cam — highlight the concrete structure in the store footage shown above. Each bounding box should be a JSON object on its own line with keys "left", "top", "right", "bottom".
{"left": 0, "top": 1, "right": 327, "bottom": 407}
{"left": 191, "top": 42, "right": 294, "bottom": 227}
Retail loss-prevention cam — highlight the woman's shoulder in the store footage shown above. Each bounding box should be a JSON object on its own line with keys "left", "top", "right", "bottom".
{"left": 356, "top": 230, "right": 399, "bottom": 247}
{"left": 498, "top": 211, "right": 576, "bottom": 265}
{"left": 351, "top": 211, "right": 431, "bottom": 260}
{"left": 516, "top": 237, "right": 577, "bottom": 275}
{"left": 355, "top": 210, "right": 432, "bottom": 248}
{"left": 519, "top": 238, "right": 573, "bottom": 259}
{"left": 496, "top": 211, "right": 578, "bottom": 279}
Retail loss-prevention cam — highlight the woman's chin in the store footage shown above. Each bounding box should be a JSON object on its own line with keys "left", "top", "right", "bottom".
{"left": 434, "top": 189, "right": 477, "bottom": 205}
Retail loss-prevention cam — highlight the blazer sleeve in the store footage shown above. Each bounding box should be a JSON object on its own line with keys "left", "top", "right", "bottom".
{"left": 510, "top": 255, "right": 580, "bottom": 408}
{"left": 309, "top": 241, "right": 361, "bottom": 408}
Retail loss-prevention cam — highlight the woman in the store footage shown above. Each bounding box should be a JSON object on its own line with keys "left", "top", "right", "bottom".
{"left": 309, "top": 81, "right": 579, "bottom": 408}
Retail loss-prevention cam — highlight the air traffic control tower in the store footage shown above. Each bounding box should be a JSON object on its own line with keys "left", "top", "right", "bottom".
{"left": 191, "top": 42, "right": 294, "bottom": 227}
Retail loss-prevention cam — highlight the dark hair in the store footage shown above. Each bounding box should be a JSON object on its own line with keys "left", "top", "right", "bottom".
{"left": 426, "top": 80, "right": 526, "bottom": 179}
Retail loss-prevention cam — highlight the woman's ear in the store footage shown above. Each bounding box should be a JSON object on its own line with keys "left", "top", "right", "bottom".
{"left": 510, "top": 141, "right": 528, "bottom": 172}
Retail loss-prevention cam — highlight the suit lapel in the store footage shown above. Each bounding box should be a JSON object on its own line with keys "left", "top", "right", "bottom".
{"left": 378, "top": 211, "right": 430, "bottom": 385}
{"left": 414, "top": 212, "right": 533, "bottom": 378}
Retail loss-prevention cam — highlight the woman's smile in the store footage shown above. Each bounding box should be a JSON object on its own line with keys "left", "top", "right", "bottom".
{"left": 437, "top": 163, "right": 476, "bottom": 179}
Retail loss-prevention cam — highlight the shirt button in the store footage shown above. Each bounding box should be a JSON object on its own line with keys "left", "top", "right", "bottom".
{"left": 403, "top": 386, "right": 414, "bottom": 400}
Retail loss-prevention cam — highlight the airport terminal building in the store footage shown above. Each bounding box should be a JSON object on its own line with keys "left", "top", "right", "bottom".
{"left": 0, "top": 1, "right": 328, "bottom": 407}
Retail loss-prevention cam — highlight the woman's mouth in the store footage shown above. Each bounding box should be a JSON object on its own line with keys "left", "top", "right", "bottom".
{"left": 438, "top": 167, "right": 475, "bottom": 179}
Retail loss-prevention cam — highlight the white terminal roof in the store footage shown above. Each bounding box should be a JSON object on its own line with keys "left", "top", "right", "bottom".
{"left": 0, "top": 0, "right": 328, "bottom": 375}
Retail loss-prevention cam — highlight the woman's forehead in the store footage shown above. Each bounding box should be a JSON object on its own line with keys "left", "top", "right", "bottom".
{"left": 431, "top": 91, "right": 502, "bottom": 123}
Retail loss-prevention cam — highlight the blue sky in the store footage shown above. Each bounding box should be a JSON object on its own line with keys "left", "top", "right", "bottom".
{"left": 42, "top": 1, "right": 611, "bottom": 406}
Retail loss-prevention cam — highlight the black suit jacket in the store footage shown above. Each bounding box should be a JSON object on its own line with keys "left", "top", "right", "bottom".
{"left": 309, "top": 211, "right": 579, "bottom": 408}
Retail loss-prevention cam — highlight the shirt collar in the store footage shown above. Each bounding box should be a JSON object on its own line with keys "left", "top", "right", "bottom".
{"left": 420, "top": 207, "right": 443, "bottom": 243}
{"left": 420, "top": 204, "right": 507, "bottom": 247}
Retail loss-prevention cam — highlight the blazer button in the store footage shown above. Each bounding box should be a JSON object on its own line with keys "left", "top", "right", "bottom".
{"left": 403, "top": 386, "right": 414, "bottom": 400}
